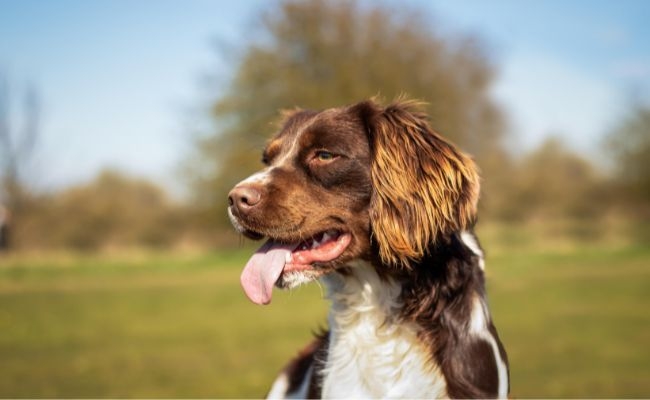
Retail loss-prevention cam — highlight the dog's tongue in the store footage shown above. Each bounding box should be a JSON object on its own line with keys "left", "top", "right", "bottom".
{"left": 240, "top": 240, "right": 294, "bottom": 305}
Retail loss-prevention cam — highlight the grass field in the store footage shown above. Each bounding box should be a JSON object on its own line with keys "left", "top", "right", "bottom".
{"left": 0, "top": 242, "right": 649, "bottom": 398}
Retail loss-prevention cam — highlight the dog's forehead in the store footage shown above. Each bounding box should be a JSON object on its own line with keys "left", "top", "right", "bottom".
{"left": 265, "top": 109, "right": 329, "bottom": 161}
{"left": 266, "top": 106, "right": 363, "bottom": 158}
{"left": 279, "top": 109, "right": 320, "bottom": 138}
{"left": 268, "top": 111, "right": 316, "bottom": 149}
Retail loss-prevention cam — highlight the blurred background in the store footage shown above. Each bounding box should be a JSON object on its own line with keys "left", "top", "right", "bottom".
{"left": 0, "top": 0, "right": 648, "bottom": 397}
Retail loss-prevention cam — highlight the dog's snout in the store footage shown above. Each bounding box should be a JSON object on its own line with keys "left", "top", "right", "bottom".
{"left": 228, "top": 184, "right": 262, "bottom": 210}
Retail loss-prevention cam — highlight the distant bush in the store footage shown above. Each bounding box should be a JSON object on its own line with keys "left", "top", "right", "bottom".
{"left": 11, "top": 170, "right": 192, "bottom": 251}
{"left": 499, "top": 137, "right": 609, "bottom": 222}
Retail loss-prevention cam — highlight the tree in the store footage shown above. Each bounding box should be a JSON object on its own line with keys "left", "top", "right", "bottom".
{"left": 0, "top": 72, "right": 41, "bottom": 251}
{"left": 189, "top": 0, "right": 508, "bottom": 225}
{"left": 605, "top": 104, "right": 650, "bottom": 210}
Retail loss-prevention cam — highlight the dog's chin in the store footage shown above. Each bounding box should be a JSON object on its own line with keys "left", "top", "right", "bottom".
{"left": 242, "top": 229, "right": 265, "bottom": 241}
{"left": 276, "top": 269, "right": 326, "bottom": 290}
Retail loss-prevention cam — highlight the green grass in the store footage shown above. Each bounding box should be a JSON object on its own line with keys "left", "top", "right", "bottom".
{"left": 0, "top": 244, "right": 648, "bottom": 398}
{"left": 487, "top": 246, "right": 650, "bottom": 398}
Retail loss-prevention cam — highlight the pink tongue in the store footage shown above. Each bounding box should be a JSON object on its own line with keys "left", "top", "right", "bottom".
{"left": 240, "top": 240, "right": 294, "bottom": 305}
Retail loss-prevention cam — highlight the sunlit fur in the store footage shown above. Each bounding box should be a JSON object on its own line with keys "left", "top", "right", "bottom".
{"left": 228, "top": 98, "right": 508, "bottom": 399}
{"left": 364, "top": 100, "right": 480, "bottom": 267}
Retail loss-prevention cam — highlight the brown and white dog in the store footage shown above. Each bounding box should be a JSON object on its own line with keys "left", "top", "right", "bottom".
{"left": 228, "top": 99, "right": 509, "bottom": 398}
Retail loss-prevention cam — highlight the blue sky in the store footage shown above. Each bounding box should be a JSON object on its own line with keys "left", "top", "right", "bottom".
{"left": 1, "top": 0, "right": 649, "bottom": 194}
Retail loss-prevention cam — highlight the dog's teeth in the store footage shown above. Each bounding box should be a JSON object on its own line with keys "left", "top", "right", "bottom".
{"left": 321, "top": 232, "right": 331, "bottom": 243}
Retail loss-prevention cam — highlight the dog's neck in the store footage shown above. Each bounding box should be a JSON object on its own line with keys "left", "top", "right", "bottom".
{"left": 317, "top": 230, "right": 508, "bottom": 399}
{"left": 323, "top": 260, "right": 401, "bottom": 323}
{"left": 319, "top": 261, "right": 448, "bottom": 398}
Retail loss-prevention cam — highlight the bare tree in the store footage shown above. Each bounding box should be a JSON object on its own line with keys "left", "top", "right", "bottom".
{"left": 0, "top": 72, "right": 41, "bottom": 251}
{"left": 0, "top": 72, "right": 40, "bottom": 212}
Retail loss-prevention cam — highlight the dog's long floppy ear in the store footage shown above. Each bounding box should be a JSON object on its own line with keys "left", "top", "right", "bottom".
{"left": 355, "top": 99, "right": 481, "bottom": 267}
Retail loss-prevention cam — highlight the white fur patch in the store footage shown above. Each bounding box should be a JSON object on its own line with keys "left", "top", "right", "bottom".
{"left": 469, "top": 295, "right": 489, "bottom": 334}
{"left": 227, "top": 207, "right": 245, "bottom": 233}
{"left": 266, "top": 373, "right": 289, "bottom": 399}
{"left": 319, "top": 262, "right": 448, "bottom": 398}
{"left": 460, "top": 231, "right": 485, "bottom": 270}
{"left": 469, "top": 295, "right": 509, "bottom": 398}
{"left": 240, "top": 169, "right": 272, "bottom": 185}
{"left": 275, "top": 115, "right": 316, "bottom": 166}
{"left": 280, "top": 270, "right": 322, "bottom": 289}
{"left": 266, "top": 365, "right": 312, "bottom": 399}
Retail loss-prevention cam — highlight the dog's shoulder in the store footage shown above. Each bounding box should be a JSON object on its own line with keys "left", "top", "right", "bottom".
{"left": 266, "top": 330, "right": 329, "bottom": 399}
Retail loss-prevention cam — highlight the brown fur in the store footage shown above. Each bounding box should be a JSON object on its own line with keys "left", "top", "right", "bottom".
{"left": 357, "top": 100, "right": 481, "bottom": 267}
{"left": 228, "top": 98, "right": 508, "bottom": 398}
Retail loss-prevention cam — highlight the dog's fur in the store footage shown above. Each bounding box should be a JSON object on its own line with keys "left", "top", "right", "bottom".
{"left": 228, "top": 99, "right": 509, "bottom": 398}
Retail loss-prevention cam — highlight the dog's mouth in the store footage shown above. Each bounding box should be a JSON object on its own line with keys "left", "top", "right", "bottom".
{"left": 240, "top": 229, "right": 352, "bottom": 305}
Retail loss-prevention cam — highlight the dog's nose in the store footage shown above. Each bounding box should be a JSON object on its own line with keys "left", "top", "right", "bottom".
{"left": 228, "top": 185, "right": 262, "bottom": 210}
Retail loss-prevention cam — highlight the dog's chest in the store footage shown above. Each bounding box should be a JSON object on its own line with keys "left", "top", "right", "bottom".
{"left": 319, "top": 265, "right": 447, "bottom": 398}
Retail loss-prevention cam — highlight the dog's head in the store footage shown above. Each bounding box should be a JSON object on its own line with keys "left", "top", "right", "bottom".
{"left": 228, "top": 99, "right": 479, "bottom": 304}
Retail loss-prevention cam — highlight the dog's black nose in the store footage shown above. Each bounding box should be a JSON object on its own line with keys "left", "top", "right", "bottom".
{"left": 228, "top": 184, "right": 262, "bottom": 210}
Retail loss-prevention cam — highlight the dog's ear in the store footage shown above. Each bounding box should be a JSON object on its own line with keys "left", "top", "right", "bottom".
{"left": 355, "top": 99, "right": 480, "bottom": 267}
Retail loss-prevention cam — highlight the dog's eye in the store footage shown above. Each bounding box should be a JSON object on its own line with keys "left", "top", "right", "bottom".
{"left": 315, "top": 150, "right": 336, "bottom": 162}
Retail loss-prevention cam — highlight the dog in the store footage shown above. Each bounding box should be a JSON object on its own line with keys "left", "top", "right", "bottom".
{"left": 228, "top": 99, "right": 509, "bottom": 398}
